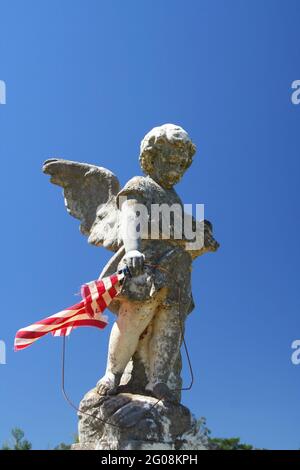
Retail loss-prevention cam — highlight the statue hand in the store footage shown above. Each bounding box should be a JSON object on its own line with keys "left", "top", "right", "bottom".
{"left": 123, "top": 250, "right": 145, "bottom": 277}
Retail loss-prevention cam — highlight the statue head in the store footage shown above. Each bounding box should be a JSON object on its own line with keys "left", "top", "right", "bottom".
{"left": 139, "top": 123, "right": 196, "bottom": 189}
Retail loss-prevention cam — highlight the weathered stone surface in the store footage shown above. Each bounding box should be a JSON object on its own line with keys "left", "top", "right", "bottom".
{"left": 44, "top": 124, "right": 218, "bottom": 451}
{"left": 73, "top": 389, "right": 208, "bottom": 450}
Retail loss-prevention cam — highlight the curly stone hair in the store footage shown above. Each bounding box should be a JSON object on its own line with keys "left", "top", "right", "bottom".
{"left": 139, "top": 123, "right": 196, "bottom": 175}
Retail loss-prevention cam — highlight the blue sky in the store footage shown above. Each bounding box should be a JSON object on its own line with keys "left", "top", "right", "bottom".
{"left": 0, "top": 0, "right": 300, "bottom": 450}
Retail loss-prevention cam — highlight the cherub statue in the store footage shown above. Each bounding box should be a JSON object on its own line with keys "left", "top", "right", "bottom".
{"left": 43, "top": 124, "right": 218, "bottom": 403}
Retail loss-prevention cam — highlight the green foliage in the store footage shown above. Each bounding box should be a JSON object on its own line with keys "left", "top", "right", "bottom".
{"left": 209, "top": 437, "right": 253, "bottom": 450}
{"left": 1, "top": 428, "right": 32, "bottom": 450}
{"left": 1, "top": 427, "right": 79, "bottom": 451}
{"left": 197, "top": 417, "right": 211, "bottom": 439}
{"left": 1, "top": 423, "right": 256, "bottom": 450}
{"left": 53, "top": 442, "right": 72, "bottom": 450}
{"left": 53, "top": 434, "right": 78, "bottom": 450}
{"left": 198, "top": 417, "right": 254, "bottom": 450}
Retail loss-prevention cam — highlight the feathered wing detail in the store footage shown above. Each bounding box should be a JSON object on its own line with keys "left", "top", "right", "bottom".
{"left": 43, "top": 158, "right": 122, "bottom": 251}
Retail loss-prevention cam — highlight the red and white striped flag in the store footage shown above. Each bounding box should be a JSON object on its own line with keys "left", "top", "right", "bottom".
{"left": 14, "top": 270, "right": 126, "bottom": 351}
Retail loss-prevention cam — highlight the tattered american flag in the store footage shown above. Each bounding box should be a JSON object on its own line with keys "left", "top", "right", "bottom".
{"left": 14, "top": 270, "right": 127, "bottom": 351}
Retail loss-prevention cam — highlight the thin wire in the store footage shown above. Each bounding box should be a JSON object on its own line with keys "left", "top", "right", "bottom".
{"left": 61, "top": 264, "right": 194, "bottom": 429}
{"left": 62, "top": 335, "right": 166, "bottom": 429}
{"left": 145, "top": 263, "right": 194, "bottom": 391}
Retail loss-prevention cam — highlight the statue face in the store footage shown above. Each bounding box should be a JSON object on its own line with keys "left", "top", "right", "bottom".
{"left": 139, "top": 124, "right": 196, "bottom": 187}
{"left": 150, "top": 141, "right": 192, "bottom": 189}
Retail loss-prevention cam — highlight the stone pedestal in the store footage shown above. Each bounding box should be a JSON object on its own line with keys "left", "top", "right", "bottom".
{"left": 73, "top": 388, "right": 208, "bottom": 451}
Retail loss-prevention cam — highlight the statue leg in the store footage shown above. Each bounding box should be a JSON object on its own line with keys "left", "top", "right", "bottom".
{"left": 147, "top": 305, "right": 182, "bottom": 402}
{"left": 97, "top": 297, "right": 160, "bottom": 396}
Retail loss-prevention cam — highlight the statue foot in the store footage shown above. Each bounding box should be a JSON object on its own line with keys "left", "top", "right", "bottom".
{"left": 149, "top": 382, "right": 178, "bottom": 403}
{"left": 96, "top": 372, "right": 122, "bottom": 396}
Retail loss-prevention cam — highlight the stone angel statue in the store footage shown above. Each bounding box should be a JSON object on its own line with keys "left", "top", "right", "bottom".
{"left": 43, "top": 123, "right": 219, "bottom": 404}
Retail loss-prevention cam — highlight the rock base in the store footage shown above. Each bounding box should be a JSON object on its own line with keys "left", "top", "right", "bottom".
{"left": 73, "top": 388, "right": 208, "bottom": 451}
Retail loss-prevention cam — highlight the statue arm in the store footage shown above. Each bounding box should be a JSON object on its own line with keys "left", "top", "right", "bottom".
{"left": 116, "top": 176, "right": 149, "bottom": 276}
{"left": 119, "top": 197, "right": 145, "bottom": 277}
{"left": 187, "top": 217, "right": 219, "bottom": 259}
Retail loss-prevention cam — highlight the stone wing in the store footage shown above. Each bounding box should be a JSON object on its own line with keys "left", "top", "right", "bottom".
{"left": 43, "top": 158, "right": 122, "bottom": 251}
